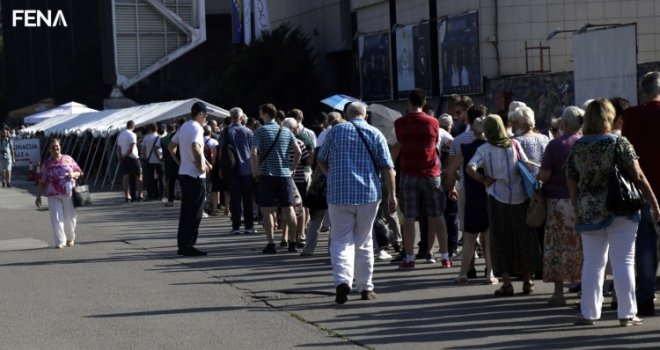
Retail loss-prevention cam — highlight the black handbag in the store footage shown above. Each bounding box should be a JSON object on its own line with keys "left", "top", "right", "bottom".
{"left": 605, "top": 137, "right": 643, "bottom": 216}
{"left": 72, "top": 184, "right": 91, "bottom": 208}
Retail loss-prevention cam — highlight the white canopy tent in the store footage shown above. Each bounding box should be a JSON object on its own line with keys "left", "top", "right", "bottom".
{"left": 21, "top": 98, "right": 229, "bottom": 137}
{"left": 24, "top": 101, "right": 98, "bottom": 125}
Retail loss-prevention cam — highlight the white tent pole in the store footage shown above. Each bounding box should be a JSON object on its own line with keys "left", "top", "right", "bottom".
{"left": 73, "top": 134, "right": 89, "bottom": 178}
{"left": 62, "top": 135, "right": 74, "bottom": 156}
{"left": 70, "top": 135, "right": 83, "bottom": 162}
{"left": 93, "top": 136, "right": 112, "bottom": 188}
{"left": 81, "top": 136, "right": 97, "bottom": 183}
{"left": 105, "top": 135, "right": 120, "bottom": 190}
{"left": 83, "top": 137, "right": 102, "bottom": 184}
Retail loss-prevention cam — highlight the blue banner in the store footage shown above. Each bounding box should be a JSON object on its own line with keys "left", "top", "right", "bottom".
{"left": 359, "top": 32, "right": 392, "bottom": 101}
{"left": 439, "top": 11, "right": 482, "bottom": 95}
{"left": 231, "top": 0, "right": 243, "bottom": 44}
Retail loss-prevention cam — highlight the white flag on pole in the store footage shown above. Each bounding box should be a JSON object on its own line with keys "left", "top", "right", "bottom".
{"left": 243, "top": 0, "right": 252, "bottom": 45}
{"left": 254, "top": 0, "right": 271, "bottom": 40}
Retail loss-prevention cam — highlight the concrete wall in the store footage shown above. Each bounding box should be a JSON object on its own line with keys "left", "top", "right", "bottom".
{"left": 350, "top": 0, "right": 660, "bottom": 79}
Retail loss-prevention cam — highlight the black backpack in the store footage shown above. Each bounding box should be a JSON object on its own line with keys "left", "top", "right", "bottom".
{"left": 217, "top": 128, "right": 237, "bottom": 174}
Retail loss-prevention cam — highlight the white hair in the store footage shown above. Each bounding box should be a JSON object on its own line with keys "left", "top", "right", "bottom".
{"left": 511, "top": 106, "right": 536, "bottom": 129}
{"left": 561, "top": 106, "right": 584, "bottom": 132}
{"left": 229, "top": 107, "right": 243, "bottom": 120}
{"left": 282, "top": 117, "right": 298, "bottom": 130}
{"left": 507, "top": 101, "right": 527, "bottom": 121}
{"left": 641, "top": 71, "right": 660, "bottom": 97}
{"left": 581, "top": 99, "right": 594, "bottom": 110}
{"left": 346, "top": 102, "right": 366, "bottom": 119}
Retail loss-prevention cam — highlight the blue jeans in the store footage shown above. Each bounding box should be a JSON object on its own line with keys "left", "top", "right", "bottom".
{"left": 229, "top": 175, "right": 255, "bottom": 230}
{"left": 635, "top": 204, "right": 658, "bottom": 304}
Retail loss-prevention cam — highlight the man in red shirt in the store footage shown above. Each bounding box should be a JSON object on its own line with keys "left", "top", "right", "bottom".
{"left": 392, "top": 88, "right": 450, "bottom": 268}
{"left": 622, "top": 71, "right": 660, "bottom": 316}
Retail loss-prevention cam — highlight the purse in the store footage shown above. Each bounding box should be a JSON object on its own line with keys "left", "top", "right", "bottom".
{"left": 526, "top": 183, "right": 546, "bottom": 227}
{"left": 512, "top": 140, "right": 536, "bottom": 199}
{"left": 72, "top": 184, "right": 91, "bottom": 207}
{"left": 606, "top": 137, "right": 643, "bottom": 216}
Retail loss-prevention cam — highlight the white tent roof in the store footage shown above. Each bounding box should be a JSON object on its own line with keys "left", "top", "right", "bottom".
{"left": 24, "top": 102, "right": 98, "bottom": 125}
{"left": 21, "top": 98, "right": 229, "bottom": 137}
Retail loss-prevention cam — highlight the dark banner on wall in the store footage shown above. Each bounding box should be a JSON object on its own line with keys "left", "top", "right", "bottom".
{"left": 439, "top": 11, "right": 482, "bottom": 95}
{"left": 395, "top": 23, "right": 432, "bottom": 95}
{"left": 359, "top": 32, "right": 392, "bottom": 101}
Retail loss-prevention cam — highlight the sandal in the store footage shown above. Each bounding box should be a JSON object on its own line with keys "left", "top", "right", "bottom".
{"left": 453, "top": 276, "right": 469, "bottom": 285}
{"left": 494, "top": 284, "right": 514, "bottom": 296}
{"left": 482, "top": 277, "right": 499, "bottom": 285}
{"left": 523, "top": 282, "right": 535, "bottom": 295}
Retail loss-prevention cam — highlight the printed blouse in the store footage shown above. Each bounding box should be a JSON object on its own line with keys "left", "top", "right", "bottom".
{"left": 566, "top": 135, "right": 638, "bottom": 232}
{"left": 41, "top": 155, "right": 83, "bottom": 197}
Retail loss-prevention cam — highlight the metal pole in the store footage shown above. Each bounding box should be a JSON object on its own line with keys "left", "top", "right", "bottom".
{"left": 81, "top": 136, "right": 97, "bottom": 183}
{"left": 74, "top": 134, "right": 90, "bottom": 172}
{"left": 84, "top": 137, "right": 102, "bottom": 184}
{"left": 70, "top": 134, "right": 82, "bottom": 161}
{"left": 105, "top": 135, "right": 120, "bottom": 190}
{"left": 93, "top": 136, "right": 112, "bottom": 187}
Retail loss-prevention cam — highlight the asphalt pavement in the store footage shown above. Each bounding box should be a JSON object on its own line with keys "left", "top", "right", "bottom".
{"left": 1, "top": 176, "right": 660, "bottom": 350}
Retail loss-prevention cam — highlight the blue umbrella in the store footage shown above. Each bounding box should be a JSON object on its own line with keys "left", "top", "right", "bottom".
{"left": 320, "top": 94, "right": 366, "bottom": 111}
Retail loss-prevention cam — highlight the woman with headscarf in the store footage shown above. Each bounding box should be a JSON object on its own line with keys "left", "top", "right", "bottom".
{"left": 447, "top": 117, "right": 496, "bottom": 285}
{"left": 466, "top": 114, "right": 542, "bottom": 296}
{"left": 35, "top": 138, "right": 84, "bottom": 248}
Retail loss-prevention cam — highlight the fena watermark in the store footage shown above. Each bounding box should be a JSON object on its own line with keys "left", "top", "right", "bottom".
{"left": 12, "top": 10, "right": 68, "bottom": 27}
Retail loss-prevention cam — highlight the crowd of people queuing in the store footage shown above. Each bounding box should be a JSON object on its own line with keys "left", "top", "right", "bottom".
{"left": 29, "top": 71, "right": 660, "bottom": 327}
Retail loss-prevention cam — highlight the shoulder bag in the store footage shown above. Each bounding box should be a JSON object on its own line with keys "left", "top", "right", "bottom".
{"left": 348, "top": 120, "right": 379, "bottom": 173}
{"left": 606, "top": 137, "right": 644, "bottom": 216}
{"left": 511, "top": 140, "right": 546, "bottom": 227}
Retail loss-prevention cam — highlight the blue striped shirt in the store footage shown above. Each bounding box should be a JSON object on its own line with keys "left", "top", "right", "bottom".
{"left": 252, "top": 121, "right": 297, "bottom": 177}
{"left": 317, "top": 119, "right": 394, "bottom": 205}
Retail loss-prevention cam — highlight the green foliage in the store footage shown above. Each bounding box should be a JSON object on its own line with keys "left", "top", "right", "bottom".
{"left": 220, "top": 23, "right": 322, "bottom": 119}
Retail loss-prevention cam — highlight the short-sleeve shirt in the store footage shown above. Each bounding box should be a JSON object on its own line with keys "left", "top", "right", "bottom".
{"left": 290, "top": 138, "right": 309, "bottom": 184}
{"left": 142, "top": 133, "right": 162, "bottom": 164}
{"left": 172, "top": 120, "right": 206, "bottom": 178}
{"left": 514, "top": 132, "right": 549, "bottom": 176}
{"left": 41, "top": 155, "right": 83, "bottom": 197}
{"left": 317, "top": 118, "right": 394, "bottom": 205}
{"left": 117, "top": 129, "right": 139, "bottom": 159}
{"left": 449, "top": 129, "right": 475, "bottom": 157}
{"left": 252, "top": 121, "right": 297, "bottom": 177}
{"left": 394, "top": 112, "right": 440, "bottom": 177}
{"left": 0, "top": 137, "right": 13, "bottom": 160}
{"left": 299, "top": 126, "right": 317, "bottom": 149}
{"left": 468, "top": 140, "right": 529, "bottom": 205}
{"left": 218, "top": 124, "right": 254, "bottom": 176}
{"left": 566, "top": 135, "right": 639, "bottom": 232}
{"left": 623, "top": 100, "right": 660, "bottom": 200}
{"left": 540, "top": 133, "right": 580, "bottom": 199}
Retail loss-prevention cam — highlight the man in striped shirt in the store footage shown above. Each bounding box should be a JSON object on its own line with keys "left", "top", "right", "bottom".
{"left": 251, "top": 103, "right": 302, "bottom": 254}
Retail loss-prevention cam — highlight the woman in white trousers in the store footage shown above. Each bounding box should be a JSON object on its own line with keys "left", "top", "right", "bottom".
{"left": 566, "top": 99, "right": 660, "bottom": 326}
{"left": 35, "top": 138, "right": 83, "bottom": 248}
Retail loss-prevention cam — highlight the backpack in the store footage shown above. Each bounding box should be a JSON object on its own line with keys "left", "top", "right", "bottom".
{"left": 217, "top": 128, "right": 237, "bottom": 174}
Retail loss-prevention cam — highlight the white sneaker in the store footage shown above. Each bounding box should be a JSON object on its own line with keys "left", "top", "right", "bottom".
{"left": 55, "top": 244, "right": 65, "bottom": 249}
{"left": 202, "top": 212, "right": 209, "bottom": 218}
{"left": 66, "top": 240, "right": 75, "bottom": 247}
{"left": 377, "top": 250, "right": 393, "bottom": 260}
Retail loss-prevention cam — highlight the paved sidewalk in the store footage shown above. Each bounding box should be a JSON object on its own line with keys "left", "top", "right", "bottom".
{"left": 2, "top": 179, "right": 660, "bottom": 349}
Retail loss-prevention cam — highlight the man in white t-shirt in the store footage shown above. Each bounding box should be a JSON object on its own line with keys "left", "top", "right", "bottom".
{"left": 116, "top": 120, "right": 143, "bottom": 202}
{"left": 168, "top": 102, "right": 212, "bottom": 256}
{"left": 141, "top": 123, "right": 164, "bottom": 200}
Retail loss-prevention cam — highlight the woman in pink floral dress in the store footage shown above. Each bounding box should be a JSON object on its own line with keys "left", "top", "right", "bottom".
{"left": 35, "top": 138, "right": 83, "bottom": 248}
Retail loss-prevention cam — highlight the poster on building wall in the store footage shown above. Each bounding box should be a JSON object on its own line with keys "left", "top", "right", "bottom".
{"left": 395, "top": 23, "right": 433, "bottom": 95}
{"left": 413, "top": 22, "right": 432, "bottom": 94}
{"left": 359, "top": 32, "right": 392, "bottom": 101}
{"left": 396, "top": 25, "right": 415, "bottom": 93}
{"left": 438, "top": 11, "right": 482, "bottom": 95}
